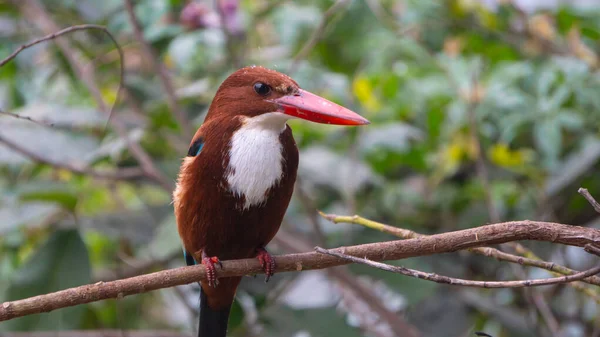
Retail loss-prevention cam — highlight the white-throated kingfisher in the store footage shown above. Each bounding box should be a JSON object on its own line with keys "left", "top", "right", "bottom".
{"left": 173, "top": 66, "right": 369, "bottom": 337}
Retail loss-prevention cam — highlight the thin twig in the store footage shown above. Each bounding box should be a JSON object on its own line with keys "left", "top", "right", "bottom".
{"left": 123, "top": 0, "right": 192, "bottom": 139}
{"left": 288, "top": 0, "right": 350, "bottom": 73}
{"left": 0, "top": 133, "right": 144, "bottom": 180}
{"left": 578, "top": 188, "right": 600, "bottom": 214}
{"left": 0, "top": 24, "right": 111, "bottom": 68}
{"left": 2, "top": 219, "right": 600, "bottom": 321}
{"left": 0, "top": 108, "right": 106, "bottom": 134}
{"left": 0, "top": 109, "right": 55, "bottom": 128}
{"left": 315, "top": 247, "right": 600, "bottom": 289}
{"left": 585, "top": 244, "right": 600, "bottom": 257}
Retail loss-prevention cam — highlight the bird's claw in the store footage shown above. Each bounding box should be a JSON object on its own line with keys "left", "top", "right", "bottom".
{"left": 202, "top": 255, "right": 222, "bottom": 287}
{"left": 256, "top": 247, "right": 276, "bottom": 282}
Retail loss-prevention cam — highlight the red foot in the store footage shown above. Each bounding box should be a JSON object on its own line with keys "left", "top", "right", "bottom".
{"left": 256, "top": 247, "right": 276, "bottom": 282}
{"left": 201, "top": 252, "right": 222, "bottom": 287}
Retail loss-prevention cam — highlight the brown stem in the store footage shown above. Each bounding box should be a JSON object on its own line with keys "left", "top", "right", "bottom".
{"left": 579, "top": 188, "right": 600, "bottom": 214}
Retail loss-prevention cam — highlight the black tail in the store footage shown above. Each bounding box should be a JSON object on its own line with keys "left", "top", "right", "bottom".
{"left": 198, "top": 287, "right": 231, "bottom": 337}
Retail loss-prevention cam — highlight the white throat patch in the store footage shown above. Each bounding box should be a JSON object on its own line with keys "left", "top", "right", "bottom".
{"left": 226, "top": 113, "right": 290, "bottom": 210}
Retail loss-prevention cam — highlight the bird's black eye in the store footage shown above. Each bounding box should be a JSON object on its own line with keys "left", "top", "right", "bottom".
{"left": 253, "top": 82, "right": 271, "bottom": 96}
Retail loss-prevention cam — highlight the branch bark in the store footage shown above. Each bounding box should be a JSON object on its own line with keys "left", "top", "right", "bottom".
{"left": 1, "top": 220, "right": 600, "bottom": 322}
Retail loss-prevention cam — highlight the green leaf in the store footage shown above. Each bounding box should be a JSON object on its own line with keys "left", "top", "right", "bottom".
{"left": 556, "top": 110, "right": 583, "bottom": 130}
{"left": 0, "top": 196, "right": 58, "bottom": 234}
{"left": 543, "top": 85, "right": 571, "bottom": 112}
{"left": 536, "top": 68, "right": 557, "bottom": 99}
{"left": 533, "top": 119, "right": 561, "bottom": 168}
{"left": 1, "top": 229, "right": 91, "bottom": 331}
{"left": 20, "top": 190, "right": 78, "bottom": 212}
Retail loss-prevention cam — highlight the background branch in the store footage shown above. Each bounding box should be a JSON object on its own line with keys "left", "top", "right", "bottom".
{"left": 14, "top": 0, "right": 173, "bottom": 191}
{"left": 288, "top": 0, "right": 350, "bottom": 73}
{"left": 0, "top": 133, "right": 144, "bottom": 180}
{"left": 123, "top": 0, "right": 192, "bottom": 139}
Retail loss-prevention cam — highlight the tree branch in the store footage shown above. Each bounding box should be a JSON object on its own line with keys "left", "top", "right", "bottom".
{"left": 315, "top": 247, "right": 600, "bottom": 288}
{"left": 2, "top": 220, "right": 600, "bottom": 322}
{"left": 320, "top": 212, "right": 600, "bottom": 288}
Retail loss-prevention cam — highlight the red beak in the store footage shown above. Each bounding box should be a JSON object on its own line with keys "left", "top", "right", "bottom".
{"left": 270, "top": 89, "right": 370, "bottom": 126}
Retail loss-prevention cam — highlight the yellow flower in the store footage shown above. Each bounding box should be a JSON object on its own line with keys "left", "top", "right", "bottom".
{"left": 352, "top": 76, "right": 381, "bottom": 113}
{"left": 489, "top": 143, "right": 533, "bottom": 168}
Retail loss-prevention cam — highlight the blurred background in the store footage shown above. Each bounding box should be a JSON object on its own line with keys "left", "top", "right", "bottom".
{"left": 1, "top": 0, "right": 600, "bottom": 336}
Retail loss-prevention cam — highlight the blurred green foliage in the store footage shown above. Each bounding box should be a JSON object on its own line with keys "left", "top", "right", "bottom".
{"left": 1, "top": 0, "right": 600, "bottom": 336}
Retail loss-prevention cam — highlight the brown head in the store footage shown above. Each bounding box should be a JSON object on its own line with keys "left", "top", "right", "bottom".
{"left": 206, "top": 65, "right": 370, "bottom": 125}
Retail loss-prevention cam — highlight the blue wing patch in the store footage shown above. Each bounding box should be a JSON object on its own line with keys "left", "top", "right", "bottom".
{"left": 183, "top": 137, "right": 203, "bottom": 266}
{"left": 184, "top": 249, "right": 197, "bottom": 266}
{"left": 187, "top": 137, "right": 204, "bottom": 157}
{"left": 183, "top": 137, "right": 203, "bottom": 264}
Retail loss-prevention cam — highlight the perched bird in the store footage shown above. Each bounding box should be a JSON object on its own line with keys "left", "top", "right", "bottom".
{"left": 173, "top": 66, "right": 369, "bottom": 337}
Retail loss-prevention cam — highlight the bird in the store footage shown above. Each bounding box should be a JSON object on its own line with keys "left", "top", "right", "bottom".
{"left": 173, "top": 66, "right": 369, "bottom": 337}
